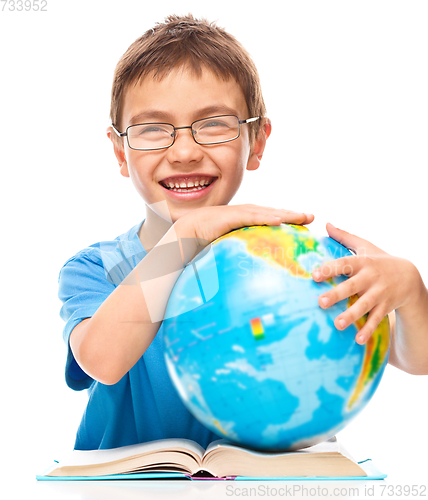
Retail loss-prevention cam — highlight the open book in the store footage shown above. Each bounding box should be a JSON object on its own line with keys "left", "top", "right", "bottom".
{"left": 38, "top": 437, "right": 382, "bottom": 480}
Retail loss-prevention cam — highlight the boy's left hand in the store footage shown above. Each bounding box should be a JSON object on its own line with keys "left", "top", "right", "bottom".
{"left": 312, "top": 223, "right": 418, "bottom": 345}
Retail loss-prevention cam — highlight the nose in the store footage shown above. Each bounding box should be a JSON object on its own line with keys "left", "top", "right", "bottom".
{"left": 166, "top": 127, "right": 204, "bottom": 165}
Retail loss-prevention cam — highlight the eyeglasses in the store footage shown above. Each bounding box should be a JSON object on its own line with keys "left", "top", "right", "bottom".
{"left": 111, "top": 115, "right": 260, "bottom": 151}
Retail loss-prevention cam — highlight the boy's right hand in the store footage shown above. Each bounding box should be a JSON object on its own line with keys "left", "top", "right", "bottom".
{"left": 176, "top": 204, "right": 314, "bottom": 258}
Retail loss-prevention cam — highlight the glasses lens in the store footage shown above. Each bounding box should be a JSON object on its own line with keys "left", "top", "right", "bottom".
{"left": 192, "top": 115, "right": 240, "bottom": 145}
{"left": 127, "top": 123, "right": 174, "bottom": 150}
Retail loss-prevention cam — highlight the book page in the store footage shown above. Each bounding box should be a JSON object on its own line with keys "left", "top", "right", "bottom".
{"left": 201, "top": 437, "right": 366, "bottom": 478}
{"left": 203, "top": 437, "right": 341, "bottom": 460}
{"left": 46, "top": 438, "right": 205, "bottom": 471}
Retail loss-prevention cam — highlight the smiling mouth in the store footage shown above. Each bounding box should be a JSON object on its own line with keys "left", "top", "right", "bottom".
{"left": 160, "top": 175, "right": 217, "bottom": 193}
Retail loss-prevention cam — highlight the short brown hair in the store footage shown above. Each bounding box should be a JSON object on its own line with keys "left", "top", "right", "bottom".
{"left": 110, "top": 14, "right": 266, "bottom": 143}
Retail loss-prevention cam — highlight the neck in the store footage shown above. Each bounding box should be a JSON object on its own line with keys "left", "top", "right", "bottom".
{"left": 138, "top": 204, "right": 174, "bottom": 253}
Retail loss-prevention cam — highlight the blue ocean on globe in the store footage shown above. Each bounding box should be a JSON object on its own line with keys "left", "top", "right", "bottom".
{"left": 162, "top": 224, "right": 390, "bottom": 451}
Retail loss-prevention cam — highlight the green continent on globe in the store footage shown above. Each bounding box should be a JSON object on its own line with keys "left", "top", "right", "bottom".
{"left": 221, "top": 224, "right": 321, "bottom": 279}
{"left": 163, "top": 224, "right": 390, "bottom": 451}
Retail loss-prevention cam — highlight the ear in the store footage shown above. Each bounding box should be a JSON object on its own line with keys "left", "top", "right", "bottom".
{"left": 107, "top": 126, "right": 129, "bottom": 178}
{"left": 246, "top": 118, "right": 272, "bottom": 171}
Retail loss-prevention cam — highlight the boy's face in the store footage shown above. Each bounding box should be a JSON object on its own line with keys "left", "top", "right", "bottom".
{"left": 109, "top": 67, "right": 269, "bottom": 223}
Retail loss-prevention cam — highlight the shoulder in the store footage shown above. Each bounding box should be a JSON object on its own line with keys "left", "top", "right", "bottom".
{"left": 58, "top": 221, "right": 147, "bottom": 289}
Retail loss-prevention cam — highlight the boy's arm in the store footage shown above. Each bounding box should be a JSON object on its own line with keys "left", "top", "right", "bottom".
{"left": 388, "top": 288, "right": 428, "bottom": 375}
{"left": 312, "top": 223, "right": 428, "bottom": 375}
{"left": 69, "top": 221, "right": 194, "bottom": 386}
{"left": 70, "top": 205, "right": 314, "bottom": 385}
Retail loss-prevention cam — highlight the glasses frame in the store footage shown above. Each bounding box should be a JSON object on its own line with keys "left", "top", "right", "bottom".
{"left": 111, "top": 115, "right": 260, "bottom": 151}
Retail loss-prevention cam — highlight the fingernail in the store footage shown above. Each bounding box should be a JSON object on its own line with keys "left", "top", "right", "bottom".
{"left": 312, "top": 271, "right": 321, "bottom": 281}
{"left": 338, "top": 319, "right": 346, "bottom": 329}
{"left": 357, "top": 334, "right": 365, "bottom": 344}
{"left": 320, "top": 296, "right": 329, "bottom": 307}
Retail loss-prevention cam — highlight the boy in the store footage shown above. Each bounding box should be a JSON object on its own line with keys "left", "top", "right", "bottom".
{"left": 58, "top": 15, "right": 428, "bottom": 451}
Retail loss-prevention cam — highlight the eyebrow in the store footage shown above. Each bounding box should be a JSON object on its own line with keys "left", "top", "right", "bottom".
{"left": 128, "top": 105, "right": 240, "bottom": 125}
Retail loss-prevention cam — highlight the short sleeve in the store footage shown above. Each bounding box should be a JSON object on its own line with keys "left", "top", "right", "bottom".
{"left": 58, "top": 249, "right": 116, "bottom": 390}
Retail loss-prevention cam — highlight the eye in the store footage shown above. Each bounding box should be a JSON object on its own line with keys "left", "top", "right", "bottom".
{"left": 138, "top": 124, "right": 171, "bottom": 135}
{"left": 200, "top": 119, "right": 229, "bottom": 129}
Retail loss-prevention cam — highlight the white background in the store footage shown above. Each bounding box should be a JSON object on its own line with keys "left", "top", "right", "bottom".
{"left": 1, "top": 1, "right": 427, "bottom": 498}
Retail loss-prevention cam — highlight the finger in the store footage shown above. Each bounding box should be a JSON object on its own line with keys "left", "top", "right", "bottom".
{"left": 303, "top": 213, "right": 315, "bottom": 224}
{"left": 312, "top": 256, "right": 360, "bottom": 282}
{"left": 333, "top": 292, "right": 377, "bottom": 332}
{"left": 279, "top": 211, "right": 314, "bottom": 225}
{"left": 326, "top": 223, "right": 377, "bottom": 255}
{"left": 259, "top": 209, "right": 314, "bottom": 226}
{"left": 318, "top": 275, "right": 363, "bottom": 309}
{"left": 353, "top": 305, "right": 388, "bottom": 345}
{"left": 237, "top": 209, "right": 310, "bottom": 228}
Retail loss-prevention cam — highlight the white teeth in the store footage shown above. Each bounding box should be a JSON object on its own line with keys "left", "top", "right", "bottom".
{"left": 162, "top": 178, "right": 215, "bottom": 191}
{"left": 173, "top": 186, "right": 204, "bottom": 192}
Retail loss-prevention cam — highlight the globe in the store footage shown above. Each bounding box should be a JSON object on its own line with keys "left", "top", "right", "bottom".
{"left": 163, "top": 224, "right": 390, "bottom": 451}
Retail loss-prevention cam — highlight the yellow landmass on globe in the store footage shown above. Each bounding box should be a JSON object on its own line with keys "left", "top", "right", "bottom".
{"left": 347, "top": 295, "right": 390, "bottom": 410}
{"left": 213, "top": 419, "right": 228, "bottom": 435}
{"left": 216, "top": 225, "right": 390, "bottom": 412}
{"left": 218, "top": 225, "right": 319, "bottom": 279}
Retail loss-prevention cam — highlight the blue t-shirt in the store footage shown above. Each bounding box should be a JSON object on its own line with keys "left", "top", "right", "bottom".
{"left": 58, "top": 220, "right": 220, "bottom": 450}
